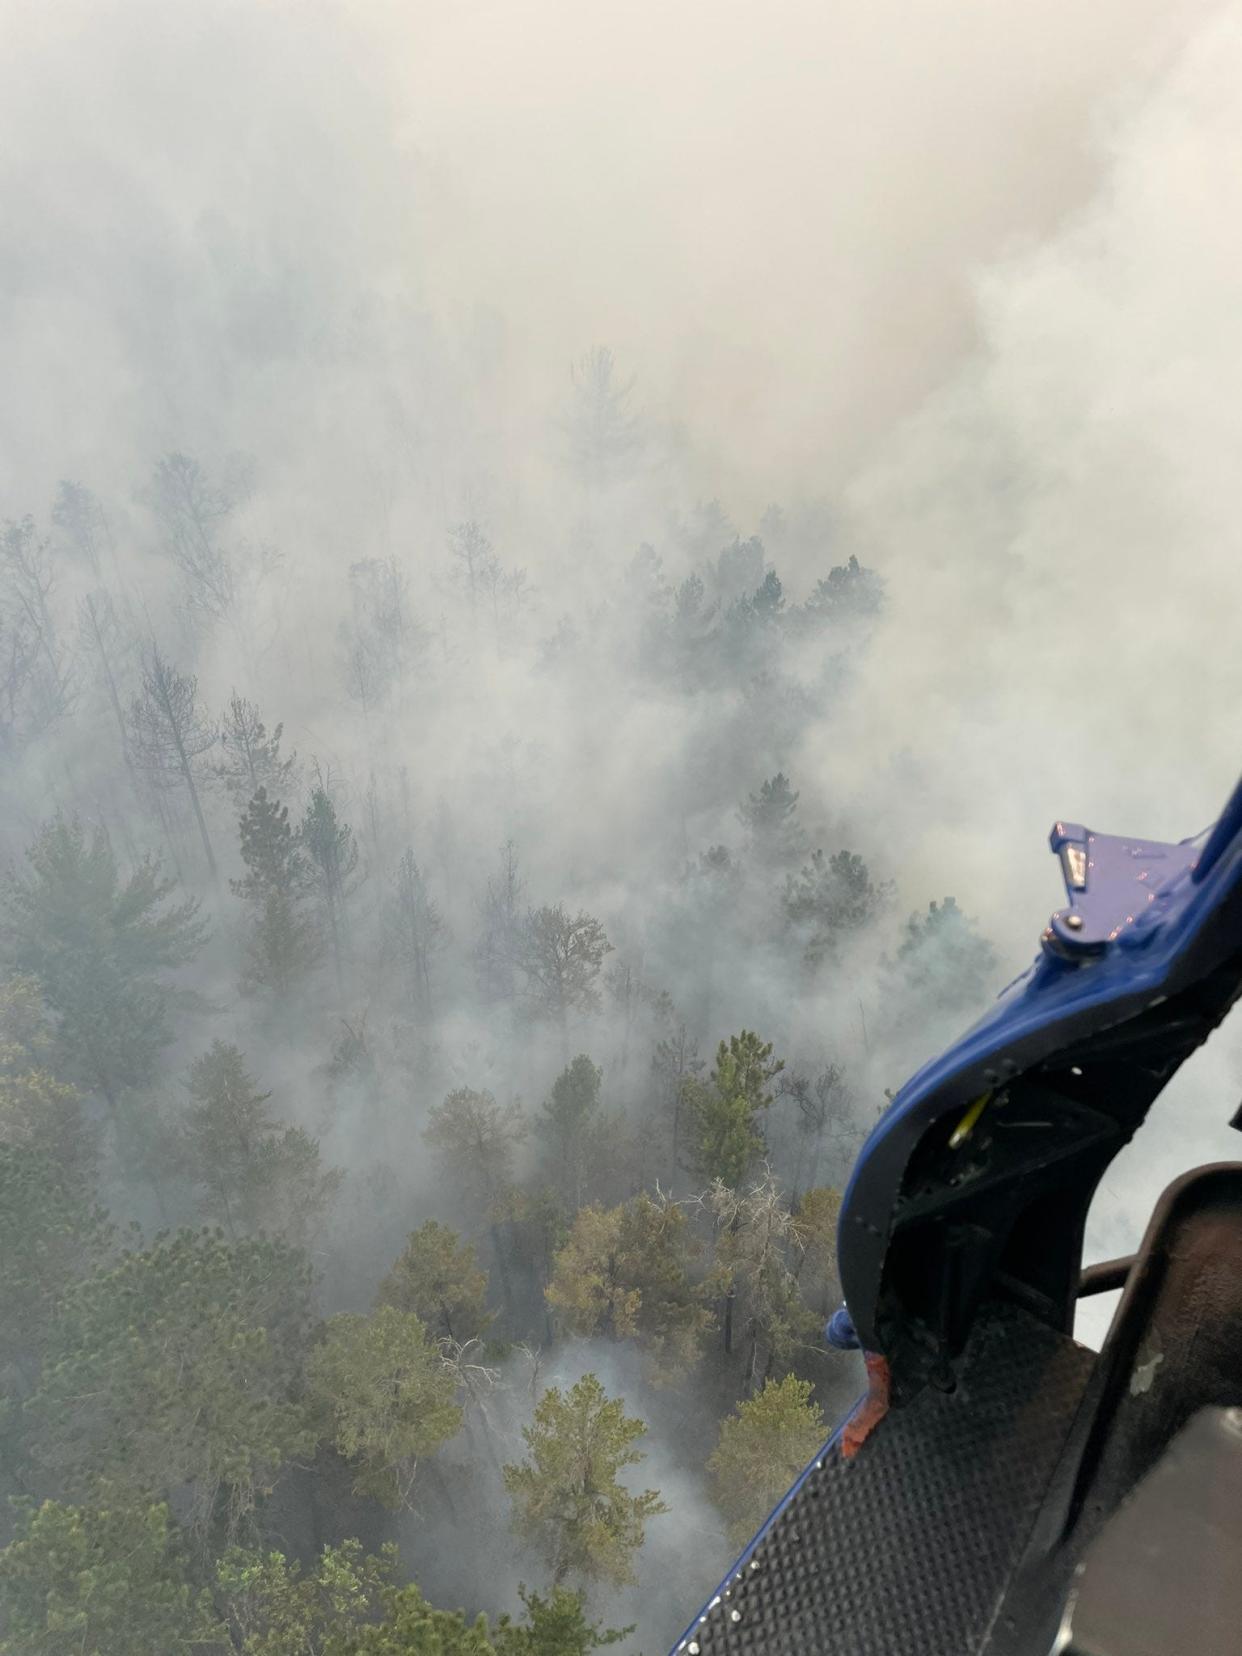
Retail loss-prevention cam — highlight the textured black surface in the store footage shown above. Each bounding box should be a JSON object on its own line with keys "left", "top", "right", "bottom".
{"left": 673, "top": 1303, "right": 1094, "bottom": 1656}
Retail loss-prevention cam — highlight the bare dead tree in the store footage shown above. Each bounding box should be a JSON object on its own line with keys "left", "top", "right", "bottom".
{"left": 128, "top": 643, "right": 219, "bottom": 878}
{"left": 0, "top": 517, "right": 75, "bottom": 740}
{"left": 78, "top": 590, "right": 136, "bottom": 767}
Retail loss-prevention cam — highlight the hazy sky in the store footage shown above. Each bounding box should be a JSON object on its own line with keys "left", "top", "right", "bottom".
{"left": 0, "top": 0, "right": 1212, "bottom": 502}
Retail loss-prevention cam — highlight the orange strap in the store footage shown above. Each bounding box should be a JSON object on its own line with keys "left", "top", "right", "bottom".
{"left": 841, "top": 1352, "right": 892, "bottom": 1460}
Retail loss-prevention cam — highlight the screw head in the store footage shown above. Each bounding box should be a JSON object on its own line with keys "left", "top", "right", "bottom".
{"left": 730, "top": 1609, "right": 742, "bottom": 1623}
{"left": 1065, "top": 912, "right": 1084, "bottom": 931}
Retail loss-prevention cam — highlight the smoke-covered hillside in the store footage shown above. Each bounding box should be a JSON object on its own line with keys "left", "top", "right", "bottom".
{"left": 1, "top": 3, "right": 1241, "bottom": 1651}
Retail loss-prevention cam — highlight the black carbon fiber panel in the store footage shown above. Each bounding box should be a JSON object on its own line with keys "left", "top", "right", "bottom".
{"left": 674, "top": 1304, "right": 1095, "bottom": 1656}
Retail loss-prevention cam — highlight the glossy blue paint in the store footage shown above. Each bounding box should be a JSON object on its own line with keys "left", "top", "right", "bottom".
{"left": 838, "top": 771, "right": 1242, "bottom": 1357}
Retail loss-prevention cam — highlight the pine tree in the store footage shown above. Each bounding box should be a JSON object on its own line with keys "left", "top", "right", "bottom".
{"left": 216, "top": 692, "right": 299, "bottom": 808}
{"left": 781, "top": 1062, "right": 855, "bottom": 1200}
{"left": 0, "top": 1145, "right": 112, "bottom": 1380}
{"left": 424, "top": 1088, "right": 527, "bottom": 1216}
{"left": 183, "top": 1041, "right": 342, "bottom": 1244}
{"left": 301, "top": 776, "right": 361, "bottom": 989}
{"left": 3, "top": 817, "right": 207, "bottom": 1112}
{"left": 503, "top": 1374, "right": 666, "bottom": 1587}
{"left": 680, "top": 1030, "right": 784, "bottom": 1190}
{"left": 377, "top": 1220, "right": 492, "bottom": 1344}
{"left": 387, "top": 850, "right": 447, "bottom": 1019}
{"left": 0, "top": 975, "right": 94, "bottom": 1179}
{"left": 27, "top": 1230, "right": 315, "bottom": 1531}
{"left": 128, "top": 644, "right": 219, "bottom": 878}
{"left": 219, "top": 1538, "right": 506, "bottom": 1654}
{"left": 77, "top": 589, "right": 135, "bottom": 767}
{"left": 538, "top": 1055, "right": 602, "bottom": 1210}
{"left": 804, "top": 553, "right": 885, "bottom": 623}
{"left": 448, "top": 521, "right": 501, "bottom": 614}
{"left": 235, "top": 788, "right": 308, "bottom": 901}
{"left": 52, "top": 478, "right": 111, "bottom": 571}
{"left": 0, "top": 1498, "right": 222, "bottom": 1656}
{"left": 738, "top": 773, "right": 806, "bottom": 867}
{"left": 476, "top": 840, "right": 525, "bottom": 1003}
{"left": 232, "top": 789, "right": 321, "bottom": 999}
{"left": 146, "top": 452, "right": 237, "bottom": 622}
{"left": 494, "top": 1587, "right": 630, "bottom": 1655}
{"left": 649, "top": 1021, "right": 703, "bottom": 1189}
{"left": 338, "top": 557, "right": 425, "bottom": 711}
{"left": 0, "top": 517, "right": 75, "bottom": 744}
{"left": 564, "top": 347, "right": 641, "bottom": 489}
{"left": 889, "top": 896, "right": 999, "bottom": 1029}
{"left": 792, "top": 1185, "right": 843, "bottom": 1317}
{"left": 708, "top": 1375, "right": 826, "bottom": 1545}
{"left": 783, "top": 848, "right": 890, "bottom": 965}
{"left": 307, "top": 1306, "right": 462, "bottom": 1509}
{"left": 546, "top": 1194, "right": 715, "bottom": 1381}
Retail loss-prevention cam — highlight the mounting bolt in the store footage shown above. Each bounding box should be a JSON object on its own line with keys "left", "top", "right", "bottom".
{"left": 730, "top": 1609, "right": 742, "bottom": 1624}
{"left": 1065, "top": 913, "right": 1084, "bottom": 931}
{"left": 688, "top": 1644, "right": 700, "bottom": 1654}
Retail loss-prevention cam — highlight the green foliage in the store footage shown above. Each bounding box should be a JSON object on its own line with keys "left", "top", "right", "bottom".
{"left": 27, "top": 1230, "right": 314, "bottom": 1525}
{"left": 300, "top": 783, "right": 360, "bottom": 911}
{"left": 503, "top": 1373, "right": 666, "bottom": 1587}
{"left": 377, "top": 1220, "right": 492, "bottom": 1344}
{"left": 804, "top": 554, "right": 885, "bottom": 623}
{"left": 424, "top": 1087, "right": 526, "bottom": 1214}
{"left": 307, "top": 1307, "right": 461, "bottom": 1509}
{"left": 245, "top": 891, "right": 324, "bottom": 1000}
{"left": 183, "top": 1040, "right": 342, "bottom": 1244}
{"left": 546, "top": 1193, "right": 714, "bottom": 1380}
{"left": 0, "top": 973, "right": 57, "bottom": 1067}
{"left": 708, "top": 1375, "right": 826, "bottom": 1545}
{"left": 0, "top": 1062, "right": 86, "bottom": 1169}
{"left": 680, "top": 1030, "right": 783, "bottom": 1188}
{"left": 234, "top": 788, "right": 310, "bottom": 902}
{"left": 0, "top": 993, "right": 109, "bottom": 1368}
{"left": 890, "top": 896, "right": 999, "bottom": 1029}
{"left": 792, "top": 1185, "right": 843, "bottom": 1315}
{"left": 0, "top": 1496, "right": 222, "bottom": 1655}
{"left": 538, "top": 1054, "right": 602, "bottom": 1208}
{"left": 2, "top": 817, "right": 207, "bottom": 1106}
{"left": 344, "top": 1587, "right": 495, "bottom": 1654}
{"left": 216, "top": 693, "right": 299, "bottom": 808}
{"left": 215, "top": 1538, "right": 395, "bottom": 1654}
{"left": 0, "top": 975, "right": 94, "bottom": 1179}
{"left": 233, "top": 789, "right": 321, "bottom": 997}
{"left": 783, "top": 848, "right": 889, "bottom": 965}
{"left": 0, "top": 1144, "right": 111, "bottom": 1378}
{"left": 738, "top": 773, "right": 806, "bottom": 865}
{"left": 215, "top": 1543, "right": 621, "bottom": 1656}
{"left": 493, "top": 1585, "right": 630, "bottom": 1655}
